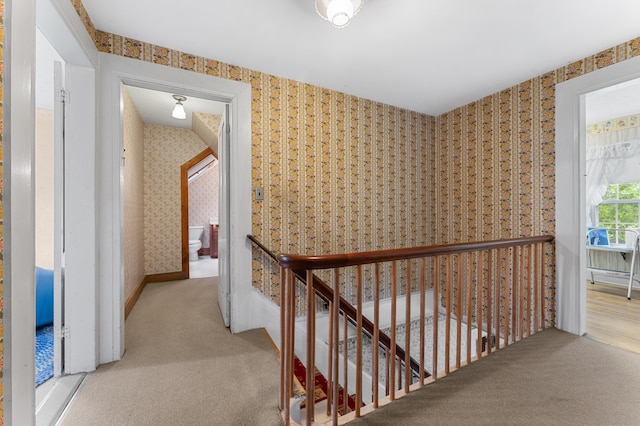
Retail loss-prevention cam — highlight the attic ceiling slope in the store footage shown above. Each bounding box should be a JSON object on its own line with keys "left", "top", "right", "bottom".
{"left": 192, "top": 113, "right": 222, "bottom": 156}
{"left": 81, "top": 0, "right": 640, "bottom": 116}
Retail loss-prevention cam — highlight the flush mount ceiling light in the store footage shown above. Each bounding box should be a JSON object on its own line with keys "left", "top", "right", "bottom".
{"left": 315, "top": 0, "right": 364, "bottom": 28}
{"left": 171, "top": 94, "right": 187, "bottom": 120}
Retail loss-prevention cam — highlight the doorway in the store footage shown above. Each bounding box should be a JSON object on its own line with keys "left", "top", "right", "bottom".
{"left": 98, "top": 53, "right": 253, "bottom": 360}
{"left": 555, "top": 54, "right": 640, "bottom": 337}
{"left": 121, "top": 84, "right": 224, "bottom": 302}
{"left": 183, "top": 149, "right": 220, "bottom": 279}
{"left": 25, "top": 1, "right": 97, "bottom": 424}
{"left": 35, "top": 28, "right": 62, "bottom": 389}
{"left": 582, "top": 79, "right": 640, "bottom": 353}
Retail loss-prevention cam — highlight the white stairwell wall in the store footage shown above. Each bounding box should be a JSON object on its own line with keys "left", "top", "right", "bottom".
{"left": 250, "top": 287, "right": 448, "bottom": 405}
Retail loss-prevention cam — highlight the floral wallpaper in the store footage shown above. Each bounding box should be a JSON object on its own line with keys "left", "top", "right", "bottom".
{"left": 0, "top": 0, "right": 4, "bottom": 419}
{"left": 68, "top": 0, "right": 640, "bottom": 328}
{"left": 122, "top": 88, "right": 145, "bottom": 299}
{"left": 434, "top": 39, "right": 640, "bottom": 327}
{"left": 188, "top": 163, "right": 219, "bottom": 249}
{"left": 143, "top": 125, "right": 208, "bottom": 275}
{"left": 83, "top": 23, "right": 435, "bottom": 304}
{"left": 587, "top": 113, "right": 640, "bottom": 135}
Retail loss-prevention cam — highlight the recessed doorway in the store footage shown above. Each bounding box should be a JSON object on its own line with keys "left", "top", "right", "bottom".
{"left": 583, "top": 78, "right": 640, "bottom": 354}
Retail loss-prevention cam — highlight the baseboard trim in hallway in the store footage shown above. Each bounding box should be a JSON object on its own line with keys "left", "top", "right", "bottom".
{"left": 124, "top": 277, "right": 147, "bottom": 319}
{"left": 125, "top": 271, "right": 195, "bottom": 319}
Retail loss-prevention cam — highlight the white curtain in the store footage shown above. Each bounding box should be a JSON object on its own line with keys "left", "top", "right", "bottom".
{"left": 586, "top": 140, "right": 640, "bottom": 226}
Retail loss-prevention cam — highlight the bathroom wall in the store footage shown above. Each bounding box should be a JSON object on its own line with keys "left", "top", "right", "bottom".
{"left": 144, "top": 125, "right": 208, "bottom": 275}
{"left": 188, "top": 162, "right": 219, "bottom": 249}
{"left": 122, "top": 87, "right": 145, "bottom": 299}
{"left": 35, "top": 108, "right": 55, "bottom": 269}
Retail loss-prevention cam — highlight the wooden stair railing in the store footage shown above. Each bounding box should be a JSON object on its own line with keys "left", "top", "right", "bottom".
{"left": 274, "top": 235, "right": 554, "bottom": 425}
{"left": 248, "top": 235, "right": 425, "bottom": 380}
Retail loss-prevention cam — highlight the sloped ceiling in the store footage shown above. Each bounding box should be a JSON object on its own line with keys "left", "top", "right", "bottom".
{"left": 125, "top": 85, "right": 222, "bottom": 153}
{"left": 192, "top": 112, "right": 222, "bottom": 156}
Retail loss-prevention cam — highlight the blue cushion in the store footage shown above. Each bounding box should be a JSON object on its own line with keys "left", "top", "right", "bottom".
{"left": 36, "top": 267, "right": 54, "bottom": 328}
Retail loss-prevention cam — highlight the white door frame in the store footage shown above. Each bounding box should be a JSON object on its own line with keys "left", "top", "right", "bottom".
{"left": 6, "top": 0, "right": 37, "bottom": 424}
{"left": 38, "top": 0, "right": 99, "bottom": 375}
{"left": 555, "top": 54, "right": 640, "bottom": 335}
{"left": 6, "top": 0, "right": 98, "bottom": 423}
{"left": 97, "top": 53, "right": 253, "bottom": 363}
{"left": 218, "top": 104, "right": 232, "bottom": 327}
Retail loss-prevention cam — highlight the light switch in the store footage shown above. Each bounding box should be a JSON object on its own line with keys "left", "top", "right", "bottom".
{"left": 255, "top": 187, "right": 264, "bottom": 201}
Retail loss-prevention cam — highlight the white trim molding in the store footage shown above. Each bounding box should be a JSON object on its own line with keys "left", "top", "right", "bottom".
{"left": 5, "top": 0, "right": 37, "bottom": 423}
{"left": 555, "top": 54, "right": 640, "bottom": 336}
{"left": 97, "top": 53, "right": 254, "bottom": 363}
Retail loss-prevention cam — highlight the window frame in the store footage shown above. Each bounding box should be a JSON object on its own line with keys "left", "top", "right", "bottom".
{"left": 596, "top": 182, "right": 640, "bottom": 244}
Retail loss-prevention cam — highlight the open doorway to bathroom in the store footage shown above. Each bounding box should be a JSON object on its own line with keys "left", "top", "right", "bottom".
{"left": 122, "top": 85, "right": 225, "bottom": 296}
{"left": 182, "top": 148, "right": 220, "bottom": 279}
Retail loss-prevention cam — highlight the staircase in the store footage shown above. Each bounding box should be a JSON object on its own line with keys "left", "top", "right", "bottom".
{"left": 250, "top": 234, "right": 555, "bottom": 425}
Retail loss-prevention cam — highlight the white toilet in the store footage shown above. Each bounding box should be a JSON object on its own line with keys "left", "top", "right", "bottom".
{"left": 188, "top": 226, "right": 204, "bottom": 262}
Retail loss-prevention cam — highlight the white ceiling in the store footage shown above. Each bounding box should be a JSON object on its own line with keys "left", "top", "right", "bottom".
{"left": 81, "top": 0, "right": 640, "bottom": 117}
{"left": 125, "top": 85, "right": 225, "bottom": 129}
{"left": 586, "top": 78, "right": 640, "bottom": 124}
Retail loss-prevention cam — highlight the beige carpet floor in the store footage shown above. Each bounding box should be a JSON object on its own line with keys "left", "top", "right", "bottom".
{"left": 351, "top": 328, "right": 640, "bottom": 425}
{"left": 60, "top": 277, "right": 283, "bottom": 426}
{"left": 60, "top": 277, "right": 640, "bottom": 426}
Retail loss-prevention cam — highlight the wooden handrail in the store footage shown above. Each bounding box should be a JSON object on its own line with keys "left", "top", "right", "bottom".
{"left": 270, "top": 234, "right": 555, "bottom": 425}
{"left": 278, "top": 235, "right": 554, "bottom": 270}
{"left": 248, "top": 235, "right": 427, "bottom": 378}
{"left": 248, "top": 234, "right": 279, "bottom": 261}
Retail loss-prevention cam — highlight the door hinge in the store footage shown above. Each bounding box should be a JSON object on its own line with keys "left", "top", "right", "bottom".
{"left": 55, "top": 326, "right": 70, "bottom": 340}
{"left": 57, "top": 89, "right": 70, "bottom": 104}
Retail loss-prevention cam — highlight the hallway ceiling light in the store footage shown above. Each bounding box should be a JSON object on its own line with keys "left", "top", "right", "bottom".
{"left": 315, "top": 0, "right": 364, "bottom": 28}
{"left": 172, "top": 94, "right": 187, "bottom": 120}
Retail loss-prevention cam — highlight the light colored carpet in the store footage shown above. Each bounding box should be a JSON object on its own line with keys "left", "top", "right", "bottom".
{"left": 60, "top": 277, "right": 283, "bottom": 426}
{"left": 350, "top": 328, "right": 640, "bottom": 425}
{"left": 59, "top": 278, "right": 640, "bottom": 426}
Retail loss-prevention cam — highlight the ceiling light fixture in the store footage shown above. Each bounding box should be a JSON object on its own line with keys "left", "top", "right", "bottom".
{"left": 172, "top": 95, "right": 187, "bottom": 120}
{"left": 315, "top": 0, "right": 364, "bottom": 28}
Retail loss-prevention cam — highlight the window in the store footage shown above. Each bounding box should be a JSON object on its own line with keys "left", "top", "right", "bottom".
{"left": 597, "top": 182, "right": 640, "bottom": 244}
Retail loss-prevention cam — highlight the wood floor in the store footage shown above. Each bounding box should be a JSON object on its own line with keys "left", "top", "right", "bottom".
{"left": 587, "top": 281, "right": 640, "bottom": 354}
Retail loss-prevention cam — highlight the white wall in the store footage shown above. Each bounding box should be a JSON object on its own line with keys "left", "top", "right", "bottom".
{"left": 35, "top": 108, "right": 54, "bottom": 269}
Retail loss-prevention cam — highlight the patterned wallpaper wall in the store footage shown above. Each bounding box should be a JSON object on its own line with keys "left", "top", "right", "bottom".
{"left": 587, "top": 112, "right": 640, "bottom": 135}
{"left": 188, "top": 164, "right": 219, "bottom": 249}
{"left": 144, "top": 125, "right": 208, "bottom": 275}
{"left": 0, "top": 0, "right": 4, "bottom": 419}
{"left": 434, "top": 38, "right": 640, "bottom": 326}
{"left": 69, "top": 0, "right": 640, "bottom": 325}
{"left": 78, "top": 20, "right": 435, "bottom": 304}
{"left": 251, "top": 87, "right": 433, "bottom": 303}
{"left": 122, "top": 88, "right": 145, "bottom": 299}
